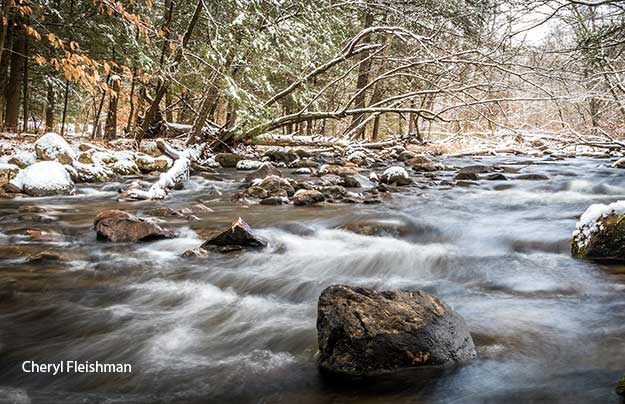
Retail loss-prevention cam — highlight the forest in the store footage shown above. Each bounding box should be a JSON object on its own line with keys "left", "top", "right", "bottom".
{"left": 2, "top": 1, "right": 625, "bottom": 404}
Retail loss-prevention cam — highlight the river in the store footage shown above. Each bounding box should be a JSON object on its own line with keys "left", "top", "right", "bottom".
{"left": 0, "top": 155, "right": 624, "bottom": 403}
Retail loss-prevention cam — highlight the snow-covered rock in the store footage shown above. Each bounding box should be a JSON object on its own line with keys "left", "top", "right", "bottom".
{"left": 135, "top": 154, "right": 171, "bottom": 173}
{"left": 381, "top": 166, "right": 411, "bottom": 186}
{"left": 68, "top": 162, "right": 114, "bottom": 183}
{"left": 572, "top": 201, "right": 625, "bottom": 261}
{"left": 112, "top": 159, "right": 141, "bottom": 175}
{"left": 7, "top": 151, "right": 36, "bottom": 168}
{"left": 10, "top": 161, "right": 74, "bottom": 197}
{"left": 236, "top": 160, "right": 263, "bottom": 171}
{"left": 34, "top": 133, "right": 75, "bottom": 164}
{"left": 0, "top": 163, "right": 19, "bottom": 185}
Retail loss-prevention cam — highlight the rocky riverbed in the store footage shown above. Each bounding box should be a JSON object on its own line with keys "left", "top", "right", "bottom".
{"left": 0, "top": 153, "right": 625, "bottom": 403}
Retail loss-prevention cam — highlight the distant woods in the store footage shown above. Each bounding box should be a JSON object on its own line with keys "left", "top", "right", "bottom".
{"left": 1, "top": 0, "right": 625, "bottom": 145}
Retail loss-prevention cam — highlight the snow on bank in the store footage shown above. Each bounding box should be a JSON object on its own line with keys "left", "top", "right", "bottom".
{"left": 573, "top": 201, "right": 625, "bottom": 248}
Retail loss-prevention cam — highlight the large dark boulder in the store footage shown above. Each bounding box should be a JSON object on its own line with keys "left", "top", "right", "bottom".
{"left": 200, "top": 217, "right": 267, "bottom": 253}
{"left": 94, "top": 210, "right": 176, "bottom": 242}
{"left": 317, "top": 285, "right": 476, "bottom": 376}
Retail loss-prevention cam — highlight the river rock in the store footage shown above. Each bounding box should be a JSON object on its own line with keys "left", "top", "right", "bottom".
{"left": 342, "top": 175, "right": 363, "bottom": 188}
{"left": 264, "top": 149, "right": 298, "bottom": 163}
{"left": 321, "top": 186, "right": 345, "bottom": 201}
{"left": 10, "top": 161, "right": 75, "bottom": 197}
{"left": 398, "top": 150, "right": 417, "bottom": 161}
{"left": 289, "top": 159, "right": 319, "bottom": 169}
{"left": 8, "top": 151, "right": 36, "bottom": 168}
{"left": 319, "top": 164, "right": 358, "bottom": 177}
{"left": 317, "top": 285, "right": 477, "bottom": 376}
{"left": 320, "top": 174, "right": 343, "bottom": 186}
{"left": 68, "top": 162, "right": 114, "bottom": 183}
{"left": 245, "top": 162, "right": 282, "bottom": 184}
{"left": 516, "top": 173, "right": 549, "bottom": 180}
{"left": 572, "top": 201, "right": 625, "bottom": 261}
{"left": 200, "top": 217, "right": 267, "bottom": 252}
{"left": 249, "top": 175, "right": 295, "bottom": 198}
{"left": 486, "top": 173, "right": 508, "bottom": 181}
{"left": 215, "top": 153, "right": 244, "bottom": 168}
{"left": 135, "top": 154, "right": 170, "bottom": 172}
{"left": 94, "top": 210, "right": 176, "bottom": 242}
{"left": 405, "top": 156, "right": 441, "bottom": 172}
{"left": 458, "top": 165, "right": 491, "bottom": 174}
{"left": 27, "top": 250, "right": 67, "bottom": 264}
{"left": 0, "top": 163, "right": 19, "bottom": 185}
{"left": 455, "top": 172, "right": 479, "bottom": 181}
{"left": 112, "top": 159, "right": 141, "bottom": 175}
{"left": 34, "top": 132, "right": 75, "bottom": 164}
{"left": 236, "top": 160, "right": 263, "bottom": 170}
{"left": 260, "top": 196, "right": 288, "bottom": 205}
{"left": 292, "top": 189, "right": 325, "bottom": 206}
{"left": 294, "top": 167, "right": 314, "bottom": 175}
{"left": 380, "top": 166, "right": 411, "bottom": 186}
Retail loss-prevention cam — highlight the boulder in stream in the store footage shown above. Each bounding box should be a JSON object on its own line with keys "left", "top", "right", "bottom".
{"left": 94, "top": 210, "right": 176, "bottom": 242}
{"left": 380, "top": 166, "right": 411, "bottom": 186}
{"left": 200, "top": 217, "right": 267, "bottom": 253}
{"left": 215, "top": 153, "right": 244, "bottom": 168}
{"left": 572, "top": 201, "right": 625, "bottom": 261}
{"left": 292, "top": 189, "right": 325, "bottom": 206}
{"left": 245, "top": 162, "right": 282, "bottom": 184}
{"left": 317, "top": 285, "right": 477, "bottom": 376}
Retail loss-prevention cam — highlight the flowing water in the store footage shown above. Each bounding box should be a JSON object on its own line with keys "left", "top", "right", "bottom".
{"left": 0, "top": 156, "right": 624, "bottom": 403}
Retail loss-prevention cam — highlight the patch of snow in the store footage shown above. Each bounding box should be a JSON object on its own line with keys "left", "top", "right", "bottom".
{"left": 11, "top": 161, "right": 74, "bottom": 196}
{"left": 346, "top": 151, "right": 367, "bottom": 162}
{"left": 236, "top": 160, "right": 263, "bottom": 170}
{"left": 382, "top": 166, "right": 409, "bottom": 179}
{"left": 34, "top": 132, "right": 75, "bottom": 161}
{"left": 573, "top": 201, "right": 625, "bottom": 248}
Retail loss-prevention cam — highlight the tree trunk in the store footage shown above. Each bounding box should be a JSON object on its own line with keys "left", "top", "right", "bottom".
{"left": 345, "top": 11, "right": 374, "bottom": 138}
{"left": 21, "top": 35, "right": 28, "bottom": 133}
{"left": 45, "top": 81, "right": 55, "bottom": 132}
{"left": 92, "top": 74, "right": 110, "bottom": 139}
{"left": 60, "top": 0, "right": 75, "bottom": 136}
{"left": 135, "top": 0, "right": 203, "bottom": 145}
{"left": 104, "top": 76, "right": 120, "bottom": 139}
{"left": 165, "top": 87, "right": 173, "bottom": 123}
{"left": 125, "top": 66, "right": 137, "bottom": 134}
{"left": 4, "top": 25, "right": 24, "bottom": 132}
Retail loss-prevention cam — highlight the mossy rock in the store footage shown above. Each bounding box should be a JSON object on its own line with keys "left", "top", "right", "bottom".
{"left": 572, "top": 213, "right": 625, "bottom": 261}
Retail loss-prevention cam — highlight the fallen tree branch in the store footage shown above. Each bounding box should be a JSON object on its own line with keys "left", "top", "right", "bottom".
{"left": 126, "top": 143, "right": 206, "bottom": 200}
